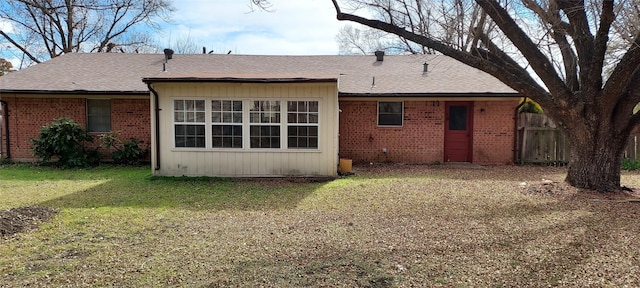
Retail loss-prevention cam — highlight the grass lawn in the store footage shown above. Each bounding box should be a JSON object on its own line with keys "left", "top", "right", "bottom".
{"left": 1, "top": 164, "right": 640, "bottom": 287}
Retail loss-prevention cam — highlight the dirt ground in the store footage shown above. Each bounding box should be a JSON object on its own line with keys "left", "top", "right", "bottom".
{"left": 0, "top": 206, "right": 58, "bottom": 238}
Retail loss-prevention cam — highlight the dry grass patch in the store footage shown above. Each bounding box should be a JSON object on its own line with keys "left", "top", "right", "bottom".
{"left": 1, "top": 164, "right": 640, "bottom": 286}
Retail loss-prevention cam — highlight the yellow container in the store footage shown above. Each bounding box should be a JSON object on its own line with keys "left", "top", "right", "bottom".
{"left": 339, "top": 158, "right": 352, "bottom": 173}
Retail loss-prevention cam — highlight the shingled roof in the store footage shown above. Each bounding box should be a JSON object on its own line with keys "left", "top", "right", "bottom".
{"left": 0, "top": 53, "right": 518, "bottom": 96}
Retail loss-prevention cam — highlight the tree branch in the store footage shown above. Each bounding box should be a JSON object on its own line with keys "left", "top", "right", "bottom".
{"left": 476, "top": 0, "right": 572, "bottom": 105}
{"left": 0, "top": 30, "right": 41, "bottom": 63}
{"left": 331, "top": 0, "right": 552, "bottom": 106}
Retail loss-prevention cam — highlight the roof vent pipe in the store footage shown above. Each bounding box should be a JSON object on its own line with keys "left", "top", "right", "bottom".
{"left": 163, "top": 48, "right": 174, "bottom": 61}
{"left": 375, "top": 50, "right": 384, "bottom": 61}
{"left": 423, "top": 62, "right": 429, "bottom": 73}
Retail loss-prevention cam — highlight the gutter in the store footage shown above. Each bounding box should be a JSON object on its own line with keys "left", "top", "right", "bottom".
{"left": 513, "top": 97, "right": 527, "bottom": 164}
{"left": 0, "top": 100, "right": 9, "bottom": 159}
{"left": 147, "top": 84, "right": 161, "bottom": 171}
{"left": 0, "top": 89, "right": 148, "bottom": 95}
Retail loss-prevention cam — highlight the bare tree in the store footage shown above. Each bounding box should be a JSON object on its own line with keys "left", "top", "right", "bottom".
{"left": 333, "top": 0, "right": 640, "bottom": 192}
{"left": 0, "top": 0, "right": 173, "bottom": 64}
{"left": 337, "top": 24, "right": 418, "bottom": 54}
{"left": 251, "top": 0, "right": 640, "bottom": 192}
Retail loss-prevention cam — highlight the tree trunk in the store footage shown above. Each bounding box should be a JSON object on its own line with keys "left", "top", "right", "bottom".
{"left": 565, "top": 128, "right": 627, "bottom": 192}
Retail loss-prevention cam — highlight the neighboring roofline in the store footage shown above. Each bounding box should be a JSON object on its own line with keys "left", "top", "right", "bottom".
{"left": 0, "top": 89, "right": 148, "bottom": 95}
{"left": 338, "top": 92, "right": 521, "bottom": 98}
{"left": 141, "top": 76, "right": 338, "bottom": 84}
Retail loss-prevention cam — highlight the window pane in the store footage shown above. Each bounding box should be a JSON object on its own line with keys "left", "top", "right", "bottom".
{"left": 233, "top": 126, "right": 243, "bottom": 136}
{"left": 175, "top": 124, "right": 205, "bottom": 148}
{"left": 222, "top": 112, "right": 232, "bottom": 123}
{"left": 288, "top": 101, "right": 297, "bottom": 112}
{"left": 174, "top": 100, "right": 184, "bottom": 110}
{"left": 233, "top": 101, "right": 243, "bottom": 111}
{"left": 175, "top": 112, "right": 185, "bottom": 122}
{"left": 309, "top": 101, "right": 318, "bottom": 112}
{"left": 286, "top": 101, "right": 319, "bottom": 149}
{"left": 309, "top": 137, "right": 318, "bottom": 148}
{"left": 297, "top": 113, "right": 307, "bottom": 123}
{"left": 196, "top": 112, "right": 205, "bottom": 122}
{"left": 250, "top": 125, "right": 280, "bottom": 148}
{"left": 287, "top": 125, "right": 318, "bottom": 149}
{"left": 212, "top": 112, "right": 222, "bottom": 122}
{"left": 195, "top": 100, "right": 205, "bottom": 111}
{"left": 212, "top": 100, "right": 221, "bottom": 111}
{"left": 309, "top": 126, "right": 318, "bottom": 136}
{"left": 378, "top": 102, "right": 403, "bottom": 126}
{"left": 222, "top": 101, "right": 231, "bottom": 111}
{"left": 449, "top": 106, "right": 467, "bottom": 130}
{"left": 309, "top": 113, "right": 318, "bottom": 124}
{"left": 379, "top": 114, "right": 403, "bottom": 126}
{"left": 87, "top": 99, "right": 111, "bottom": 132}
{"left": 288, "top": 113, "right": 297, "bottom": 123}
{"left": 233, "top": 112, "right": 243, "bottom": 123}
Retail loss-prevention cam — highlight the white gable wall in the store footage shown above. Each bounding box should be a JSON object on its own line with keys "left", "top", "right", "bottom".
{"left": 150, "top": 82, "right": 339, "bottom": 177}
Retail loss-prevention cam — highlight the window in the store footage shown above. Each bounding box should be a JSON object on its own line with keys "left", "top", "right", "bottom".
{"left": 449, "top": 105, "right": 468, "bottom": 130}
{"left": 212, "top": 100, "right": 243, "bottom": 148}
{"left": 86, "top": 99, "right": 111, "bottom": 132}
{"left": 378, "top": 101, "right": 403, "bottom": 126}
{"left": 174, "top": 99, "right": 206, "bottom": 148}
{"left": 287, "top": 101, "right": 319, "bottom": 149}
{"left": 171, "top": 98, "right": 321, "bottom": 150}
{"left": 249, "top": 100, "right": 281, "bottom": 148}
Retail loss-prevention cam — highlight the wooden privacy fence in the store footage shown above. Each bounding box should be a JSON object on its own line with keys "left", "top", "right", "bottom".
{"left": 517, "top": 113, "right": 640, "bottom": 164}
{"left": 518, "top": 113, "right": 569, "bottom": 164}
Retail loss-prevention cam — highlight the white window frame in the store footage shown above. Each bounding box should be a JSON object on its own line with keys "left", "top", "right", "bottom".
{"left": 170, "top": 98, "right": 321, "bottom": 151}
{"left": 173, "top": 99, "right": 207, "bottom": 148}
{"left": 211, "top": 100, "right": 243, "bottom": 149}
{"left": 286, "top": 100, "right": 319, "bottom": 149}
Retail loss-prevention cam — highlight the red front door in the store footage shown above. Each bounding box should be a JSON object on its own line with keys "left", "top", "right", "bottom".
{"left": 444, "top": 102, "right": 473, "bottom": 162}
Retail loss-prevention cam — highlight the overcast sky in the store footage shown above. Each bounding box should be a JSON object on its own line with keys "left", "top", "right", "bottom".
{"left": 156, "top": 0, "right": 344, "bottom": 55}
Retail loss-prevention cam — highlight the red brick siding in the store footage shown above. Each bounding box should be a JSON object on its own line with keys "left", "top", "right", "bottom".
{"left": 111, "top": 99, "right": 151, "bottom": 154}
{"left": 3, "top": 97, "right": 150, "bottom": 160}
{"left": 339, "top": 100, "right": 445, "bottom": 164}
{"left": 472, "top": 100, "right": 519, "bottom": 164}
{"left": 339, "top": 100, "right": 519, "bottom": 164}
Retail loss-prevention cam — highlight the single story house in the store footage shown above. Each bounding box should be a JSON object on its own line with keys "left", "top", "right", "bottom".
{"left": 0, "top": 51, "right": 520, "bottom": 177}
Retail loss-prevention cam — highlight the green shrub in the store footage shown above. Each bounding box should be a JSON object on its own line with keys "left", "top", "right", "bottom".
{"left": 622, "top": 158, "right": 640, "bottom": 170}
{"left": 518, "top": 99, "right": 544, "bottom": 114}
{"left": 100, "top": 132, "right": 145, "bottom": 165}
{"left": 31, "top": 118, "right": 99, "bottom": 168}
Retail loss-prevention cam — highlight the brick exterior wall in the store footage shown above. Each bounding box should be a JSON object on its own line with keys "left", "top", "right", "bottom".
{"left": 2, "top": 96, "right": 150, "bottom": 160}
{"left": 339, "top": 99, "right": 519, "bottom": 164}
{"left": 472, "top": 101, "right": 519, "bottom": 164}
{"left": 2, "top": 96, "right": 515, "bottom": 164}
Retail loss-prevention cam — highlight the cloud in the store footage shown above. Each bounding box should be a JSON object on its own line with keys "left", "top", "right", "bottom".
{"left": 157, "top": 0, "right": 343, "bottom": 55}
{"left": 0, "top": 19, "right": 14, "bottom": 33}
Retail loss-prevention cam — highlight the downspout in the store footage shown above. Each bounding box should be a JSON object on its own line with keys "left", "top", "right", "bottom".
{"left": 0, "top": 100, "right": 9, "bottom": 159}
{"left": 513, "top": 97, "right": 527, "bottom": 164}
{"left": 147, "top": 83, "right": 161, "bottom": 170}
